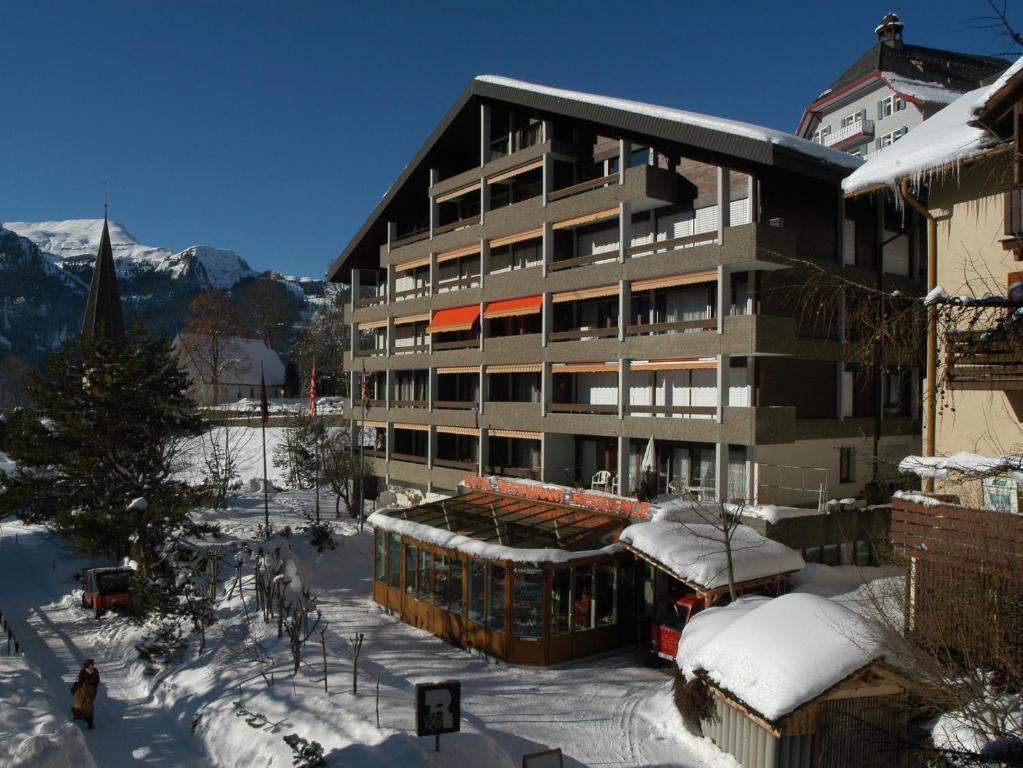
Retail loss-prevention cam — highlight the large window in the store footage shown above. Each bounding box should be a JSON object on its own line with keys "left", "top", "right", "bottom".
{"left": 388, "top": 534, "right": 401, "bottom": 588}
{"left": 433, "top": 553, "right": 449, "bottom": 609}
{"left": 595, "top": 564, "right": 618, "bottom": 627}
{"left": 488, "top": 564, "right": 506, "bottom": 632}
{"left": 375, "top": 531, "right": 387, "bottom": 582}
{"left": 417, "top": 548, "right": 432, "bottom": 601}
{"left": 573, "top": 565, "right": 594, "bottom": 631}
{"left": 513, "top": 569, "right": 543, "bottom": 640}
{"left": 405, "top": 544, "right": 417, "bottom": 594}
{"left": 450, "top": 557, "right": 463, "bottom": 615}
{"left": 468, "top": 559, "right": 485, "bottom": 623}
{"left": 551, "top": 568, "right": 571, "bottom": 636}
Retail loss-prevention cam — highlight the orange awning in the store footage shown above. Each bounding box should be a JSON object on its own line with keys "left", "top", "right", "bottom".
{"left": 488, "top": 159, "right": 543, "bottom": 185}
{"left": 490, "top": 429, "right": 542, "bottom": 440}
{"left": 489, "top": 228, "right": 543, "bottom": 249}
{"left": 436, "top": 425, "right": 479, "bottom": 436}
{"left": 553, "top": 362, "right": 619, "bottom": 374}
{"left": 436, "top": 243, "right": 481, "bottom": 263}
{"left": 394, "top": 422, "right": 429, "bottom": 432}
{"left": 487, "top": 363, "right": 541, "bottom": 374}
{"left": 630, "top": 358, "right": 718, "bottom": 371}
{"left": 483, "top": 295, "right": 543, "bottom": 319}
{"left": 631, "top": 269, "right": 718, "bottom": 292}
{"left": 552, "top": 284, "right": 619, "bottom": 303}
{"left": 427, "top": 305, "right": 481, "bottom": 334}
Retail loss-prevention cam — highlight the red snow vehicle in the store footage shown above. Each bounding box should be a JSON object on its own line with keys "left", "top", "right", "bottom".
{"left": 81, "top": 567, "right": 133, "bottom": 618}
{"left": 649, "top": 593, "right": 704, "bottom": 660}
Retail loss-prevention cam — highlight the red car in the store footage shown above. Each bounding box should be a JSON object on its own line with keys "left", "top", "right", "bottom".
{"left": 649, "top": 593, "right": 704, "bottom": 660}
{"left": 81, "top": 567, "right": 133, "bottom": 618}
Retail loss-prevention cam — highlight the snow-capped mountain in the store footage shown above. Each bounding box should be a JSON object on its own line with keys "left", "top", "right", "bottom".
{"left": 5, "top": 219, "right": 257, "bottom": 290}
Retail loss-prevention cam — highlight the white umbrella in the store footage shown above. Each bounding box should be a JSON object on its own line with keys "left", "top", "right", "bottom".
{"left": 640, "top": 436, "right": 655, "bottom": 473}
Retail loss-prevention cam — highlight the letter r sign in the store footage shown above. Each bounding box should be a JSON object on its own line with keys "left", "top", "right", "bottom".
{"left": 415, "top": 681, "right": 461, "bottom": 738}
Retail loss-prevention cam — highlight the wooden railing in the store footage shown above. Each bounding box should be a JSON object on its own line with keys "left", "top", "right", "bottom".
{"left": 549, "top": 327, "right": 619, "bottom": 342}
{"left": 486, "top": 465, "right": 540, "bottom": 480}
{"left": 548, "top": 173, "right": 617, "bottom": 202}
{"left": 393, "top": 344, "right": 429, "bottom": 355}
{"left": 1005, "top": 183, "right": 1023, "bottom": 238}
{"left": 549, "top": 251, "right": 619, "bottom": 271}
{"left": 354, "top": 348, "right": 386, "bottom": 358}
{"left": 393, "top": 286, "right": 429, "bottom": 301}
{"left": 355, "top": 294, "right": 386, "bottom": 308}
{"left": 434, "top": 400, "right": 477, "bottom": 410}
{"left": 434, "top": 457, "right": 479, "bottom": 471}
{"left": 432, "top": 338, "right": 480, "bottom": 350}
{"left": 946, "top": 328, "right": 1023, "bottom": 390}
{"left": 625, "top": 318, "right": 717, "bottom": 335}
{"left": 362, "top": 448, "right": 386, "bottom": 458}
{"left": 547, "top": 403, "right": 618, "bottom": 414}
{"left": 392, "top": 227, "right": 429, "bottom": 248}
{"left": 625, "top": 404, "right": 717, "bottom": 417}
{"left": 391, "top": 452, "right": 428, "bottom": 465}
{"left": 390, "top": 399, "right": 428, "bottom": 409}
{"left": 436, "top": 275, "right": 481, "bottom": 291}
{"left": 433, "top": 215, "right": 480, "bottom": 236}
{"left": 626, "top": 232, "right": 718, "bottom": 258}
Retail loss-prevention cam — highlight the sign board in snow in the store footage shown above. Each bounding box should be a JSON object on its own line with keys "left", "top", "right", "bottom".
{"left": 522, "top": 748, "right": 563, "bottom": 768}
{"left": 983, "top": 477, "right": 1020, "bottom": 514}
{"left": 415, "top": 680, "right": 461, "bottom": 738}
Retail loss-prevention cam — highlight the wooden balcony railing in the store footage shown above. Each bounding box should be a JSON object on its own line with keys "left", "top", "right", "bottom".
{"left": 436, "top": 275, "right": 481, "bottom": 291}
{"left": 362, "top": 448, "right": 386, "bottom": 458}
{"left": 392, "top": 227, "right": 430, "bottom": 248}
{"left": 433, "top": 215, "right": 480, "bottom": 236}
{"left": 625, "top": 404, "right": 717, "bottom": 417}
{"left": 432, "top": 338, "right": 480, "bottom": 350}
{"left": 354, "top": 348, "right": 386, "bottom": 358}
{"left": 434, "top": 457, "right": 479, "bottom": 471}
{"left": 549, "top": 327, "right": 619, "bottom": 342}
{"left": 391, "top": 452, "right": 428, "bottom": 465}
{"left": 947, "top": 328, "right": 1023, "bottom": 390}
{"left": 390, "top": 399, "right": 428, "bottom": 409}
{"left": 486, "top": 465, "right": 540, "bottom": 480}
{"left": 549, "top": 251, "right": 619, "bottom": 271}
{"left": 547, "top": 402, "right": 618, "bottom": 414}
{"left": 393, "top": 286, "right": 429, "bottom": 301}
{"left": 393, "top": 344, "right": 429, "bottom": 355}
{"left": 434, "top": 400, "right": 477, "bottom": 410}
{"left": 625, "top": 318, "right": 717, "bottom": 335}
{"left": 1005, "top": 184, "right": 1023, "bottom": 239}
{"left": 548, "top": 173, "right": 617, "bottom": 202}
{"left": 626, "top": 232, "right": 718, "bottom": 258}
{"left": 355, "top": 294, "right": 386, "bottom": 308}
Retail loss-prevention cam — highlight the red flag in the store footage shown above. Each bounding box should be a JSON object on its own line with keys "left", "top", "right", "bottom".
{"left": 361, "top": 361, "right": 369, "bottom": 413}
{"left": 308, "top": 363, "right": 317, "bottom": 418}
{"left": 259, "top": 363, "right": 270, "bottom": 426}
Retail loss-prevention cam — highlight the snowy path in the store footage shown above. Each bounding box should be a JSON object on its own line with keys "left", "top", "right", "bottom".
{"left": 0, "top": 523, "right": 212, "bottom": 767}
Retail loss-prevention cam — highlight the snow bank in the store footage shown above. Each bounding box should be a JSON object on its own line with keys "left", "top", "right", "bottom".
{"left": 0, "top": 655, "right": 97, "bottom": 768}
{"left": 899, "top": 452, "right": 1023, "bottom": 483}
{"left": 476, "top": 75, "right": 861, "bottom": 170}
{"left": 679, "top": 593, "right": 886, "bottom": 721}
{"left": 369, "top": 508, "right": 624, "bottom": 564}
{"left": 619, "top": 520, "right": 804, "bottom": 590}
{"left": 0, "top": 450, "right": 15, "bottom": 476}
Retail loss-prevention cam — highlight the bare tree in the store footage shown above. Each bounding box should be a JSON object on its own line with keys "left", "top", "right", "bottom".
{"left": 177, "top": 289, "right": 245, "bottom": 405}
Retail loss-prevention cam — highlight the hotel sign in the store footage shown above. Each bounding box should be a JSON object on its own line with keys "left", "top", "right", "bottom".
{"left": 462, "top": 475, "right": 651, "bottom": 519}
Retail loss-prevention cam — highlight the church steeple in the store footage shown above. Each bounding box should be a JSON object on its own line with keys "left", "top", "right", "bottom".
{"left": 81, "top": 213, "right": 125, "bottom": 343}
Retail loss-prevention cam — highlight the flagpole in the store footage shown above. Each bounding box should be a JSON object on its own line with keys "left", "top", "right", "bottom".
{"left": 312, "top": 363, "right": 321, "bottom": 525}
{"left": 359, "top": 390, "right": 366, "bottom": 532}
{"left": 260, "top": 363, "right": 270, "bottom": 538}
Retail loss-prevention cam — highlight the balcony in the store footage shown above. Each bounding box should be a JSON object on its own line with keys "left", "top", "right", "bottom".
{"left": 549, "top": 326, "right": 619, "bottom": 342}
{"left": 946, "top": 327, "right": 1023, "bottom": 390}
{"left": 548, "top": 166, "right": 618, "bottom": 203}
{"left": 489, "top": 122, "right": 543, "bottom": 160}
{"left": 625, "top": 318, "right": 716, "bottom": 336}
{"left": 354, "top": 269, "right": 387, "bottom": 308}
{"left": 486, "top": 464, "right": 540, "bottom": 480}
{"left": 392, "top": 223, "right": 430, "bottom": 249}
{"left": 434, "top": 215, "right": 481, "bottom": 236}
{"left": 549, "top": 366, "right": 618, "bottom": 415}
{"left": 822, "top": 118, "right": 874, "bottom": 150}
{"left": 1003, "top": 184, "right": 1023, "bottom": 256}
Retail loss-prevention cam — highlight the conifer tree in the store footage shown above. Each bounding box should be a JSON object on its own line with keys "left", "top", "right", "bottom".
{"left": 0, "top": 319, "right": 203, "bottom": 575}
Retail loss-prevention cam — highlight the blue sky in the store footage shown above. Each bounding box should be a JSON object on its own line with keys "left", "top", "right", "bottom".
{"left": 1, "top": 1, "right": 1015, "bottom": 278}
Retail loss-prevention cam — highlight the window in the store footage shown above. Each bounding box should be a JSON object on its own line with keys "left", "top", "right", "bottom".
{"left": 551, "top": 568, "right": 571, "bottom": 635}
{"left": 404, "top": 544, "right": 417, "bottom": 594}
{"left": 595, "top": 564, "right": 618, "bottom": 626}
{"left": 449, "top": 558, "right": 463, "bottom": 615}
{"left": 388, "top": 534, "right": 401, "bottom": 588}
{"left": 875, "top": 127, "right": 908, "bottom": 150}
{"left": 840, "top": 110, "right": 864, "bottom": 129}
{"left": 375, "top": 531, "right": 387, "bottom": 582}
{"left": 513, "top": 569, "right": 543, "bottom": 639}
{"left": 433, "top": 553, "right": 448, "bottom": 608}
{"left": 840, "top": 447, "right": 855, "bottom": 484}
{"left": 812, "top": 125, "right": 832, "bottom": 145}
{"left": 573, "top": 564, "right": 594, "bottom": 631}
{"left": 876, "top": 95, "right": 905, "bottom": 119}
{"left": 487, "top": 564, "right": 506, "bottom": 632}
{"left": 417, "top": 548, "right": 431, "bottom": 601}
{"left": 468, "top": 559, "right": 485, "bottom": 623}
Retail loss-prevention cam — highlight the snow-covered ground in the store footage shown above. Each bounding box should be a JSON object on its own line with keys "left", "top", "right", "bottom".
{"left": 0, "top": 481, "right": 738, "bottom": 767}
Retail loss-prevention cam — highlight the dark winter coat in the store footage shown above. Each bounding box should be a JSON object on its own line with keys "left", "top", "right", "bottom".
{"left": 72, "top": 667, "right": 100, "bottom": 718}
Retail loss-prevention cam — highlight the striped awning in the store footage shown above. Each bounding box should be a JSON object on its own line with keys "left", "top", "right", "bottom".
{"left": 427, "top": 305, "right": 481, "bottom": 333}
{"left": 361, "top": 420, "right": 387, "bottom": 429}
{"left": 435, "top": 243, "right": 481, "bottom": 263}
{"left": 489, "top": 228, "right": 543, "bottom": 249}
{"left": 483, "top": 295, "right": 542, "bottom": 319}
{"left": 435, "top": 180, "right": 481, "bottom": 204}
{"left": 552, "top": 284, "right": 619, "bottom": 303}
{"left": 553, "top": 207, "right": 618, "bottom": 230}
{"left": 487, "top": 158, "right": 543, "bottom": 185}
{"left": 394, "top": 256, "right": 430, "bottom": 271}
{"left": 393, "top": 313, "right": 430, "bottom": 325}
{"left": 489, "top": 429, "right": 542, "bottom": 440}
{"left": 357, "top": 319, "right": 388, "bottom": 330}
{"left": 552, "top": 362, "right": 619, "bottom": 374}
{"left": 436, "top": 425, "right": 479, "bottom": 436}
{"left": 631, "top": 269, "right": 718, "bottom": 292}
{"left": 487, "top": 363, "right": 542, "bottom": 374}
{"left": 630, "top": 358, "right": 718, "bottom": 371}
{"left": 393, "top": 422, "right": 429, "bottom": 432}
{"left": 437, "top": 366, "right": 478, "bottom": 375}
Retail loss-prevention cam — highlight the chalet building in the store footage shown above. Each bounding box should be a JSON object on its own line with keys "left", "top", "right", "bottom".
{"left": 173, "top": 334, "right": 286, "bottom": 405}
{"left": 798, "top": 13, "right": 1007, "bottom": 159}
{"left": 329, "top": 76, "right": 923, "bottom": 507}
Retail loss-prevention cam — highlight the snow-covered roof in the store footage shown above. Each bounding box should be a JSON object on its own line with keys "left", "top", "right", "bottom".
{"left": 174, "top": 335, "right": 285, "bottom": 386}
{"left": 843, "top": 53, "right": 1023, "bottom": 194}
{"left": 618, "top": 520, "right": 804, "bottom": 591}
{"left": 367, "top": 509, "right": 624, "bottom": 566}
{"left": 476, "top": 76, "right": 862, "bottom": 171}
{"left": 880, "top": 72, "right": 960, "bottom": 106}
{"left": 679, "top": 593, "right": 888, "bottom": 721}
{"left": 899, "top": 452, "right": 1023, "bottom": 483}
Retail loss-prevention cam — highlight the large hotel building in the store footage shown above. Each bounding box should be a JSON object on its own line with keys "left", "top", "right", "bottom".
{"left": 328, "top": 77, "right": 922, "bottom": 506}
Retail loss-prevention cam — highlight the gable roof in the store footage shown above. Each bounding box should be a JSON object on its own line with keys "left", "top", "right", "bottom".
{"left": 328, "top": 76, "right": 860, "bottom": 282}
{"left": 799, "top": 43, "right": 1008, "bottom": 135}
{"left": 174, "top": 334, "right": 285, "bottom": 387}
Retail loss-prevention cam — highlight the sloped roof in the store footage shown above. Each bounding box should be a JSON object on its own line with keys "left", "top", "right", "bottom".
{"left": 174, "top": 334, "right": 285, "bottom": 387}
{"left": 81, "top": 217, "right": 125, "bottom": 343}
{"left": 328, "top": 76, "right": 859, "bottom": 282}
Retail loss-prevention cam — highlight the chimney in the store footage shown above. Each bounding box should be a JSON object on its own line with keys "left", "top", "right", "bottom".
{"left": 875, "top": 12, "right": 904, "bottom": 48}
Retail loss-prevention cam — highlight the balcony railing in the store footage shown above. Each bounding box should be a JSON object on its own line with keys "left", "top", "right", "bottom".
{"left": 626, "top": 231, "right": 718, "bottom": 258}
{"left": 548, "top": 172, "right": 617, "bottom": 202}
{"left": 393, "top": 285, "right": 429, "bottom": 301}
{"left": 823, "top": 118, "right": 874, "bottom": 148}
{"left": 432, "top": 338, "right": 480, "bottom": 350}
{"left": 434, "top": 400, "right": 477, "bottom": 410}
{"left": 547, "top": 402, "right": 618, "bottom": 414}
{"left": 946, "top": 328, "right": 1023, "bottom": 390}
{"left": 436, "top": 274, "right": 481, "bottom": 292}
{"left": 625, "top": 318, "right": 716, "bottom": 336}
{"left": 390, "top": 399, "right": 428, "bottom": 409}
{"left": 393, "top": 343, "right": 429, "bottom": 355}
{"left": 489, "top": 123, "right": 542, "bottom": 159}
{"left": 434, "top": 457, "right": 479, "bottom": 471}
{"left": 1004, "top": 183, "right": 1023, "bottom": 239}
{"left": 433, "top": 215, "right": 480, "bottom": 236}
{"left": 354, "top": 348, "right": 386, "bottom": 358}
{"left": 549, "top": 326, "right": 619, "bottom": 342}
{"left": 391, "top": 452, "right": 428, "bottom": 465}
{"left": 549, "top": 250, "right": 619, "bottom": 271}
{"left": 486, "top": 465, "right": 540, "bottom": 480}
{"left": 392, "top": 225, "right": 430, "bottom": 248}
{"left": 625, "top": 404, "right": 717, "bottom": 417}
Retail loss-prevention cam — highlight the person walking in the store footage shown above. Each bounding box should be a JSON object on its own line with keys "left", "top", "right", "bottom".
{"left": 71, "top": 659, "right": 100, "bottom": 729}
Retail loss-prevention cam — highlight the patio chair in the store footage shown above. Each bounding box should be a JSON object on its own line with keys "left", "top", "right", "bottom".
{"left": 591, "top": 470, "right": 612, "bottom": 492}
